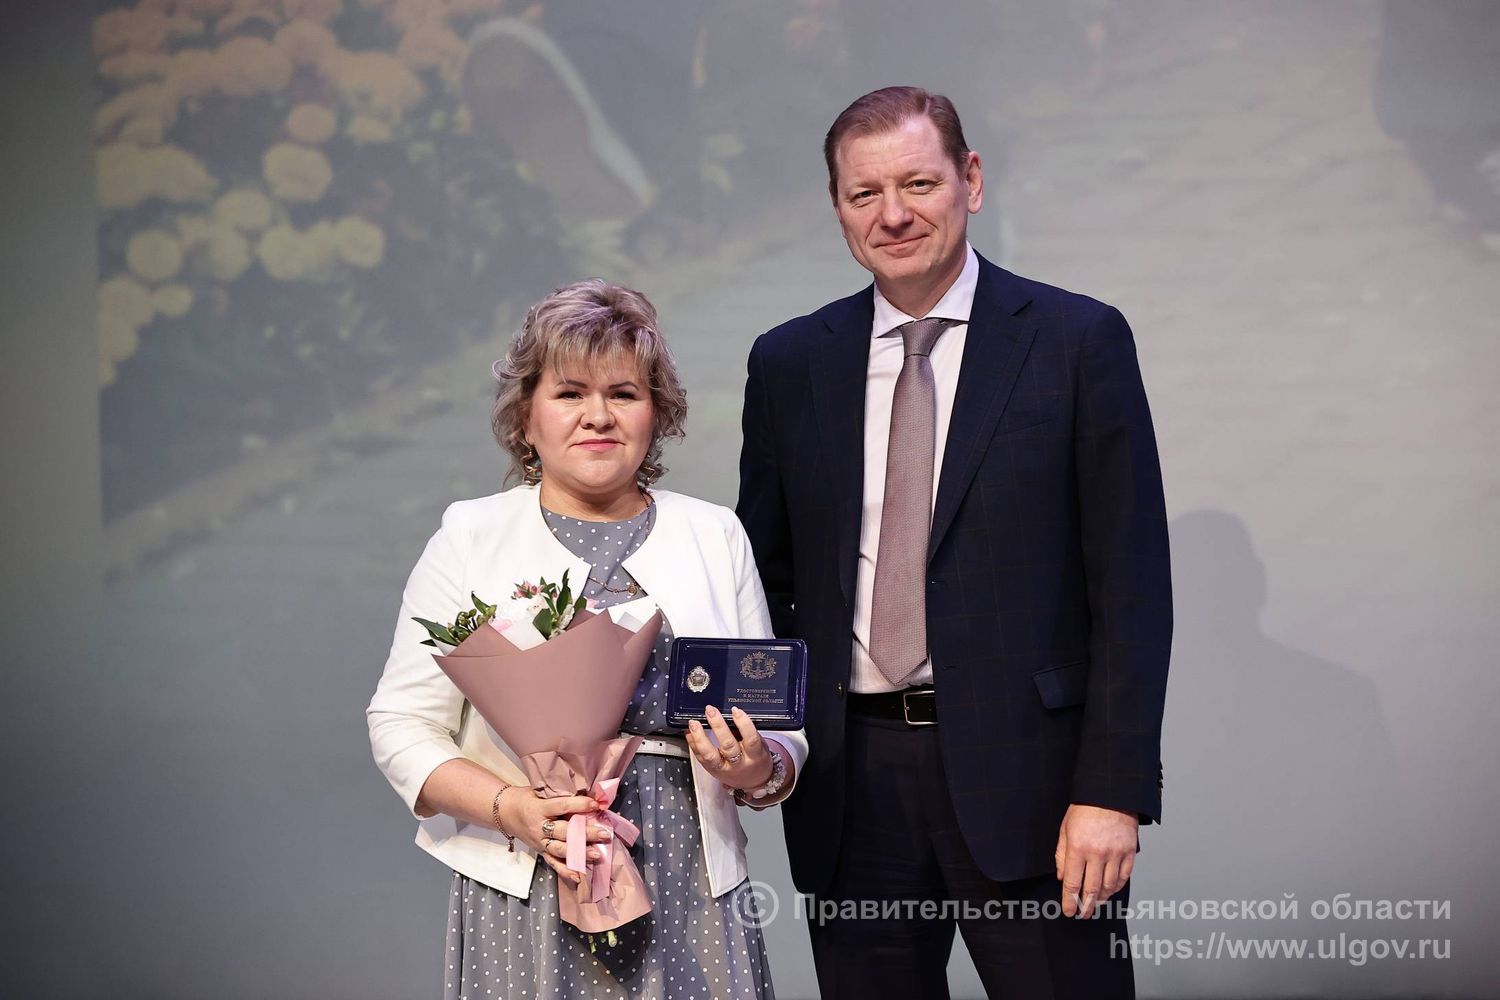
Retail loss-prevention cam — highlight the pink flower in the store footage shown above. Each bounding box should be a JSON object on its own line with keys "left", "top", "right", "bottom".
{"left": 512, "top": 581, "right": 541, "bottom": 599}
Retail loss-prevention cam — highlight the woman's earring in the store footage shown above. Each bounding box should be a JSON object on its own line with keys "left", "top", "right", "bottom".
{"left": 522, "top": 443, "right": 542, "bottom": 484}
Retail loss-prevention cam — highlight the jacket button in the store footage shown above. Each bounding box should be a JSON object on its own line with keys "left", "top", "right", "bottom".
{"left": 835, "top": 682, "right": 844, "bottom": 696}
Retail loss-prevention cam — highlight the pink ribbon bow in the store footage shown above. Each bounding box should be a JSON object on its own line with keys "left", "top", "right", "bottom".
{"left": 566, "top": 777, "right": 641, "bottom": 912}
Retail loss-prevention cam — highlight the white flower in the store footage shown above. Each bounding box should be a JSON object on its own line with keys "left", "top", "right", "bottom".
{"left": 344, "top": 114, "right": 393, "bottom": 144}
{"left": 214, "top": 188, "right": 274, "bottom": 231}
{"left": 319, "top": 49, "right": 424, "bottom": 122}
{"left": 285, "top": 102, "right": 337, "bottom": 144}
{"left": 98, "top": 51, "right": 172, "bottom": 82}
{"left": 256, "top": 222, "right": 336, "bottom": 282}
{"left": 99, "top": 311, "right": 141, "bottom": 369}
{"left": 167, "top": 48, "right": 218, "bottom": 99}
{"left": 273, "top": 19, "right": 338, "bottom": 66}
{"left": 175, "top": 213, "right": 217, "bottom": 248}
{"left": 149, "top": 145, "right": 217, "bottom": 203}
{"left": 256, "top": 224, "right": 310, "bottom": 281}
{"left": 97, "top": 143, "right": 156, "bottom": 210}
{"left": 152, "top": 284, "right": 195, "bottom": 317}
{"left": 200, "top": 226, "right": 253, "bottom": 281}
{"left": 217, "top": 0, "right": 282, "bottom": 36}
{"left": 99, "top": 275, "right": 156, "bottom": 329}
{"left": 94, "top": 8, "right": 202, "bottom": 56}
{"left": 395, "top": 20, "right": 465, "bottom": 77}
{"left": 262, "top": 142, "right": 333, "bottom": 202}
{"left": 213, "top": 36, "right": 294, "bottom": 97}
{"left": 126, "top": 229, "right": 186, "bottom": 282}
{"left": 332, "top": 216, "right": 385, "bottom": 269}
{"left": 501, "top": 592, "right": 548, "bottom": 625}
{"left": 95, "top": 82, "right": 179, "bottom": 143}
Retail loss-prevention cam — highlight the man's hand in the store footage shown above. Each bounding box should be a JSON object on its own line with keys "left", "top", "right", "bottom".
{"left": 1054, "top": 803, "right": 1138, "bottom": 918}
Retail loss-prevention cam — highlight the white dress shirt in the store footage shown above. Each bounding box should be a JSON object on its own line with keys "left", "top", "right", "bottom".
{"left": 850, "top": 244, "right": 978, "bottom": 694}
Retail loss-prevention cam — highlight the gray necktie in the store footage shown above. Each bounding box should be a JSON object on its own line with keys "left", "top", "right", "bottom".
{"left": 869, "top": 316, "right": 953, "bottom": 687}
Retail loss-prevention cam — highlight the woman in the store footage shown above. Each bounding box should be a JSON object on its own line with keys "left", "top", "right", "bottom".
{"left": 368, "top": 279, "right": 805, "bottom": 999}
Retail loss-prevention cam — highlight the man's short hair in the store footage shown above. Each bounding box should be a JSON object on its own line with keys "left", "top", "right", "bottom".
{"left": 823, "top": 85, "right": 970, "bottom": 196}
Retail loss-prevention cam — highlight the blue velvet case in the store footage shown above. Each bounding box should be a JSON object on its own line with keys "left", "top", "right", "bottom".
{"left": 665, "top": 637, "right": 807, "bottom": 731}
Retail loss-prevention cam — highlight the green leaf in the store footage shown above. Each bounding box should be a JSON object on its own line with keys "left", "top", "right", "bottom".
{"left": 533, "top": 607, "right": 555, "bottom": 637}
{"left": 412, "top": 616, "right": 451, "bottom": 642}
{"left": 412, "top": 616, "right": 460, "bottom": 646}
{"left": 573, "top": 595, "right": 588, "bottom": 613}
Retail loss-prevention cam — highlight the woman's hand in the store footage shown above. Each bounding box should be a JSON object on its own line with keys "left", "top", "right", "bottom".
{"left": 497, "top": 786, "right": 613, "bottom": 885}
{"left": 687, "top": 705, "right": 776, "bottom": 791}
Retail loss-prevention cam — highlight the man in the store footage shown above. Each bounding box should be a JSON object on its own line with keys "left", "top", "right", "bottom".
{"left": 736, "top": 87, "right": 1171, "bottom": 998}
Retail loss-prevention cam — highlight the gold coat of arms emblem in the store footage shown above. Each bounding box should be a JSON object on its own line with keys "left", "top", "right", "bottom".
{"left": 739, "top": 650, "right": 777, "bottom": 680}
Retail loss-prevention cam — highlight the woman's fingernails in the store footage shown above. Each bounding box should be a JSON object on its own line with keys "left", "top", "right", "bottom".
{"left": 588, "top": 848, "right": 602, "bottom": 861}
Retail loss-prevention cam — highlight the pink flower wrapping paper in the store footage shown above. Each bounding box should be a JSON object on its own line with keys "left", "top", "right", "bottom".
{"left": 432, "top": 605, "right": 664, "bottom": 935}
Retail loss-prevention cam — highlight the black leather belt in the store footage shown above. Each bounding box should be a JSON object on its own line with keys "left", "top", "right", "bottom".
{"left": 847, "top": 686, "right": 937, "bottom": 726}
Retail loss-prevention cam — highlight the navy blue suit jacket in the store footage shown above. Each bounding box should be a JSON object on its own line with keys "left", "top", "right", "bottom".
{"left": 736, "top": 254, "right": 1172, "bottom": 892}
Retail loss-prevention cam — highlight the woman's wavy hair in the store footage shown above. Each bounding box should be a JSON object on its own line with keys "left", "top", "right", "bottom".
{"left": 490, "top": 279, "right": 687, "bottom": 488}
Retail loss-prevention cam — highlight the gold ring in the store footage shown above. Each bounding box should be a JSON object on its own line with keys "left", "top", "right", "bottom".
{"left": 720, "top": 747, "right": 743, "bottom": 765}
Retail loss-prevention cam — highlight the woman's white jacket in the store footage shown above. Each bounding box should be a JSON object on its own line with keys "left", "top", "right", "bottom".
{"left": 367, "top": 485, "right": 807, "bottom": 899}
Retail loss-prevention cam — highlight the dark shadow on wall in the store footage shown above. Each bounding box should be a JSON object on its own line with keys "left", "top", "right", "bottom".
{"left": 1376, "top": 0, "right": 1500, "bottom": 235}
{"left": 1153, "top": 511, "right": 1414, "bottom": 938}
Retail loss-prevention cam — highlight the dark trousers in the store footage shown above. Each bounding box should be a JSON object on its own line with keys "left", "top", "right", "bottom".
{"left": 806, "top": 712, "right": 1135, "bottom": 1000}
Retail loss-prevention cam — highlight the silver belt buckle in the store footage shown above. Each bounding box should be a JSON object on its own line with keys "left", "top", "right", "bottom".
{"left": 902, "top": 689, "right": 937, "bottom": 727}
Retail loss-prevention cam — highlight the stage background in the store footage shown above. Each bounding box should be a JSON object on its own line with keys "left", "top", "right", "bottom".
{"left": 2, "top": 1, "right": 1497, "bottom": 997}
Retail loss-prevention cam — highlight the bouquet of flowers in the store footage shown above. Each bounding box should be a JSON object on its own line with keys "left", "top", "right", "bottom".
{"left": 415, "top": 573, "right": 662, "bottom": 937}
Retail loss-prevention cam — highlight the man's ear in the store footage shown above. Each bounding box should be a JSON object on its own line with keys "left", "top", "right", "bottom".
{"left": 965, "top": 151, "right": 984, "bottom": 214}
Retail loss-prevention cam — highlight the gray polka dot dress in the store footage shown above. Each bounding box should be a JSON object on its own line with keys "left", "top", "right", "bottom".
{"left": 443, "top": 501, "right": 777, "bottom": 999}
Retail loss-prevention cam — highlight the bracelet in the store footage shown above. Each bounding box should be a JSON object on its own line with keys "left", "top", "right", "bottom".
{"left": 491, "top": 782, "right": 516, "bottom": 853}
{"left": 735, "top": 745, "right": 788, "bottom": 805}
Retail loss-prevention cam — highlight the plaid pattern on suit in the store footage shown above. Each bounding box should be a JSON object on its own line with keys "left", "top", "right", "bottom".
{"left": 737, "top": 253, "right": 1172, "bottom": 894}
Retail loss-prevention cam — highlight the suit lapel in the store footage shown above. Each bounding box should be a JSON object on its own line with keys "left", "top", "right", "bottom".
{"left": 929, "top": 259, "right": 1036, "bottom": 560}
{"left": 809, "top": 289, "right": 874, "bottom": 608}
